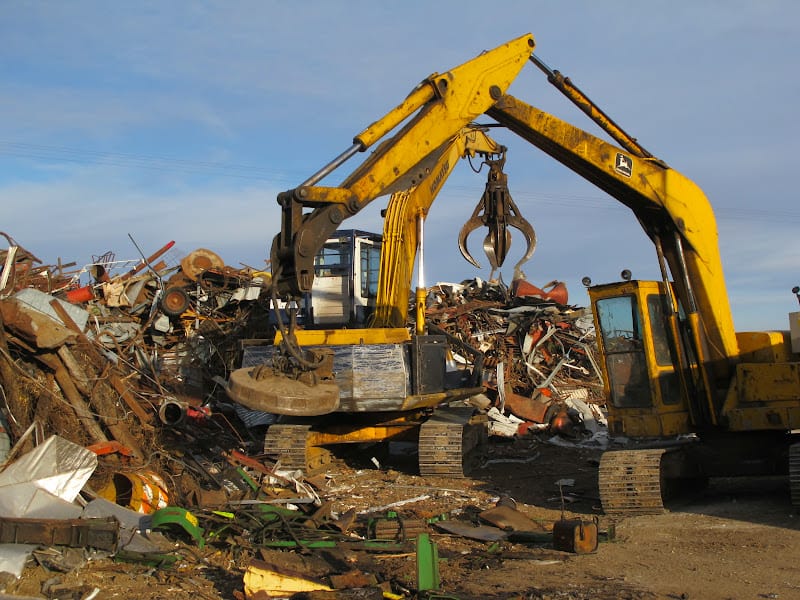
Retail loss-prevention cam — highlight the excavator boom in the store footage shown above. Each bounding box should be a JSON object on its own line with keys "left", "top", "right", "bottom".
{"left": 487, "top": 93, "right": 739, "bottom": 367}
{"left": 271, "top": 34, "right": 535, "bottom": 298}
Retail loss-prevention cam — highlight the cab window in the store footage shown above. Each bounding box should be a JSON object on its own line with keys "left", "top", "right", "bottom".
{"left": 596, "top": 295, "right": 652, "bottom": 408}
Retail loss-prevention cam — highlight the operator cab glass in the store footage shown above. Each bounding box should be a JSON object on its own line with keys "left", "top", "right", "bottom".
{"left": 315, "top": 239, "right": 352, "bottom": 278}
{"left": 310, "top": 230, "right": 382, "bottom": 327}
{"left": 596, "top": 294, "right": 653, "bottom": 408}
{"left": 359, "top": 240, "right": 381, "bottom": 300}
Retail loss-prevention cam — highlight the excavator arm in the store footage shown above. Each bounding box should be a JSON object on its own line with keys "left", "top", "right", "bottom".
{"left": 267, "top": 31, "right": 738, "bottom": 417}
{"left": 486, "top": 93, "right": 739, "bottom": 414}
{"left": 271, "top": 34, "right": 535, "bottom": 298}
{"left": 371, "top": 124, "right": 535, "bottom": 328}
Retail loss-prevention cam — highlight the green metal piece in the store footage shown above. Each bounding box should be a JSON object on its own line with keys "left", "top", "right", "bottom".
{"left": 115, "top": 550, "right": 179, "bottom": 568}
{"left": 486, "top": 541, "right": 502, "bottom": 554}
{"left": 426, "top": 513, "right": 448, "bottom": 524}
{"left": 416, "top": 533, "right": 440, "bottom": 592}
{"left": 236, "top": 467, "right": 260, "bottom": 492}
{"left": 261, "top": 539, "right": 406, "bottom": 551}
{"left": 255, "top": 504, "right": 300, "bottom": 519}
{"left": 150, "top": 506, "right": 206, "bottom": 548}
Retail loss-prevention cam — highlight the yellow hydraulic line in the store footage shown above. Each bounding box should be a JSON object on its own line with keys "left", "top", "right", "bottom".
{"left": 373, "top": 188, "right": 412, "bottom": 327}
{"left": 373, "top": 126, "right": 508, "bottom": 328}
{"left": 355, "top": 84, "right": 437, "bottom": 148}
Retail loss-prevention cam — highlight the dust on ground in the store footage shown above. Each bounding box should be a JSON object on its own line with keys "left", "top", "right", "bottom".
{"left": 4, "top": 435, "right": 800, "bottom": 600}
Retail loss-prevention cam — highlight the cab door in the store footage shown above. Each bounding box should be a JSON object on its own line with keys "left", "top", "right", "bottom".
{"left": 352, "top": 235, "right": 381, "bottom": 325}
{"left": 591, "top": 280, "right": 692, "bottom": 437}
{"left": 311, "top": 236, "right": 353, "bottom": 326}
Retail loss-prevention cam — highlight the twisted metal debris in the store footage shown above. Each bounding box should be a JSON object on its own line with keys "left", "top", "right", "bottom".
{"left": 426, "top": 277, "right": 604, "bottom": 430}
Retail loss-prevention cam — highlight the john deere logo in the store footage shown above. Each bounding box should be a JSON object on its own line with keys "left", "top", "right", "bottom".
{"left": 615, "top": 153, "right": 632, "bottom": 178}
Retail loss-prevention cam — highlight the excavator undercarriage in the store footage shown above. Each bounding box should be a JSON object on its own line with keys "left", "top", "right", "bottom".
{"left": 600, "top": 432, "right": 800, "bottom": 515}
{"left": 261, "top": 407, "right": 488, "bottom": 477}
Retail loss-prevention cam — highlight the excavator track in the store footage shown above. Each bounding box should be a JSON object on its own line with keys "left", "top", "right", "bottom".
{"left": 790, "top": 442, "right": 800, "bottom": 507}
{"left": 418, "top": 406, "right": 487, "bottom": 478}
{"left": 264, "top": 424, "right": 331, "bottom": 472}
{"left": 598, "top": 448, "right": 668, "bottom": 516}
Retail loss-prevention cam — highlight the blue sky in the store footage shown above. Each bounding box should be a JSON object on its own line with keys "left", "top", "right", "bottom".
{"left": 2, "top": 1, "right": 799, "bottom": 331}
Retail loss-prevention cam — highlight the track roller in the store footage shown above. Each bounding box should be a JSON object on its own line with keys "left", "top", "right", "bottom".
{"left": 790, "top": 442, "right": 800, "bottom": 507}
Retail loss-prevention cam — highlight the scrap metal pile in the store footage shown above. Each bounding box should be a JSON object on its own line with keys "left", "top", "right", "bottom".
{"left": 0, "top": 232, "right": 608, "bottom": 598}
{"left": 0, "top": 232, "right": 275, "bottom": 487}
{"left": 426, "top": 276, "right": 605, "bottom": 437}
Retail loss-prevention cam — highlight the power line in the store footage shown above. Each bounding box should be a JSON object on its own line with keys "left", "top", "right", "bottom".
{"left": 0, "top": 140, "right": 297, "bottom": 183}
{"left": 2, "top": 140, "right": 798, "bottom": 224}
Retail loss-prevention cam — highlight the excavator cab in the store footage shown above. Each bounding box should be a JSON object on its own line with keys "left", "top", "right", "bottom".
{"left": 588, "top": 280, "right": 693, "bottom": 439}
{"left": 308, "top": 229, "right": 382, "bottom": 327}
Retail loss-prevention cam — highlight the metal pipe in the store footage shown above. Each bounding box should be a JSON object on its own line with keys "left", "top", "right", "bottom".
{"left": 415, "top": 213, "right": 426, "bottom": 335}
{"left": 529, "top": 53, "right": 664, "bottom": 165}
{"left": 673, "top": 232, "right": 697, "bottom": 314}
{"left": 158, "top": 399, "right": 188, "bottom": 426}
{"left": 301, "top": 143, "right": 362, "bottom": 187}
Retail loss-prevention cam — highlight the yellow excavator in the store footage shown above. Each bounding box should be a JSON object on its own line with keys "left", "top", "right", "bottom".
{"left": 228, "top": 33, "right": 800, "bottom": 511}
{"left": 228, "top": 120, "right": 535, "bottom": 476}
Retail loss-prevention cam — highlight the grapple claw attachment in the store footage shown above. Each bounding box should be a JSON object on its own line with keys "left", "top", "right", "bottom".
{"left": 458, "top": 153, "right": 536, "bottom": 271}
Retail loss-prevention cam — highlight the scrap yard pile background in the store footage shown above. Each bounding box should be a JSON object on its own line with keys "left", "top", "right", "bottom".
{"left": 0, "top": 232, "right": 606, "bottom": 597}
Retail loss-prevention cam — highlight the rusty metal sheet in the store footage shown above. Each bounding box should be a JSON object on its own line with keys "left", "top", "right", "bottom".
{"left": 0, "top": 516, "right": 119, "bottom": 551}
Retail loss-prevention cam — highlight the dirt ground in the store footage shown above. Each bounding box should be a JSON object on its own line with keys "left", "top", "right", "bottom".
{"left": 3, "top": 433, "right": 800, "bottom": 600}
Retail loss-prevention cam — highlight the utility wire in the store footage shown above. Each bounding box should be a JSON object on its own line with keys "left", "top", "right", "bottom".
{"left": 2, "top": 140, "right": 798, "bottom": 223}
{"left": 0, "top": 140, "right": 298, "bottom": 183}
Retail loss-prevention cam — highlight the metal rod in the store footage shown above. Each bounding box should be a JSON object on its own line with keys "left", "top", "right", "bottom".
{"left": 653, "top": 234, "right": 676, "bottom": 315}
{"left": 673, "top": 230, "right": 716, "bottom": 425}
{"left": 529, "top": 53, "right": 663, "bottom": 163}
{"left": 301, "top": 142, "right": 362, "bottom": 187}
{"left": 529, "top": 53, "right": 555, "bottom": 77}
{"left": 655, "top": 234, "right": 696, "bottom": 417}
{"left": 673, "top": 231, "right": 698, "bottom": 314}
{"left": 127, "top": 233, "right": 166, "bottom": 287}
{"left": 417, "top": 213, "right": 425, "bottom": 289}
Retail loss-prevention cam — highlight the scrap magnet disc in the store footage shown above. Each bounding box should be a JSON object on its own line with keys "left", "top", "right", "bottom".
{"left": 180, "top": 248, "right": 224, "bottom": 281}
{"left": 227, "top": 367, "right": 340, "bottom": 416}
